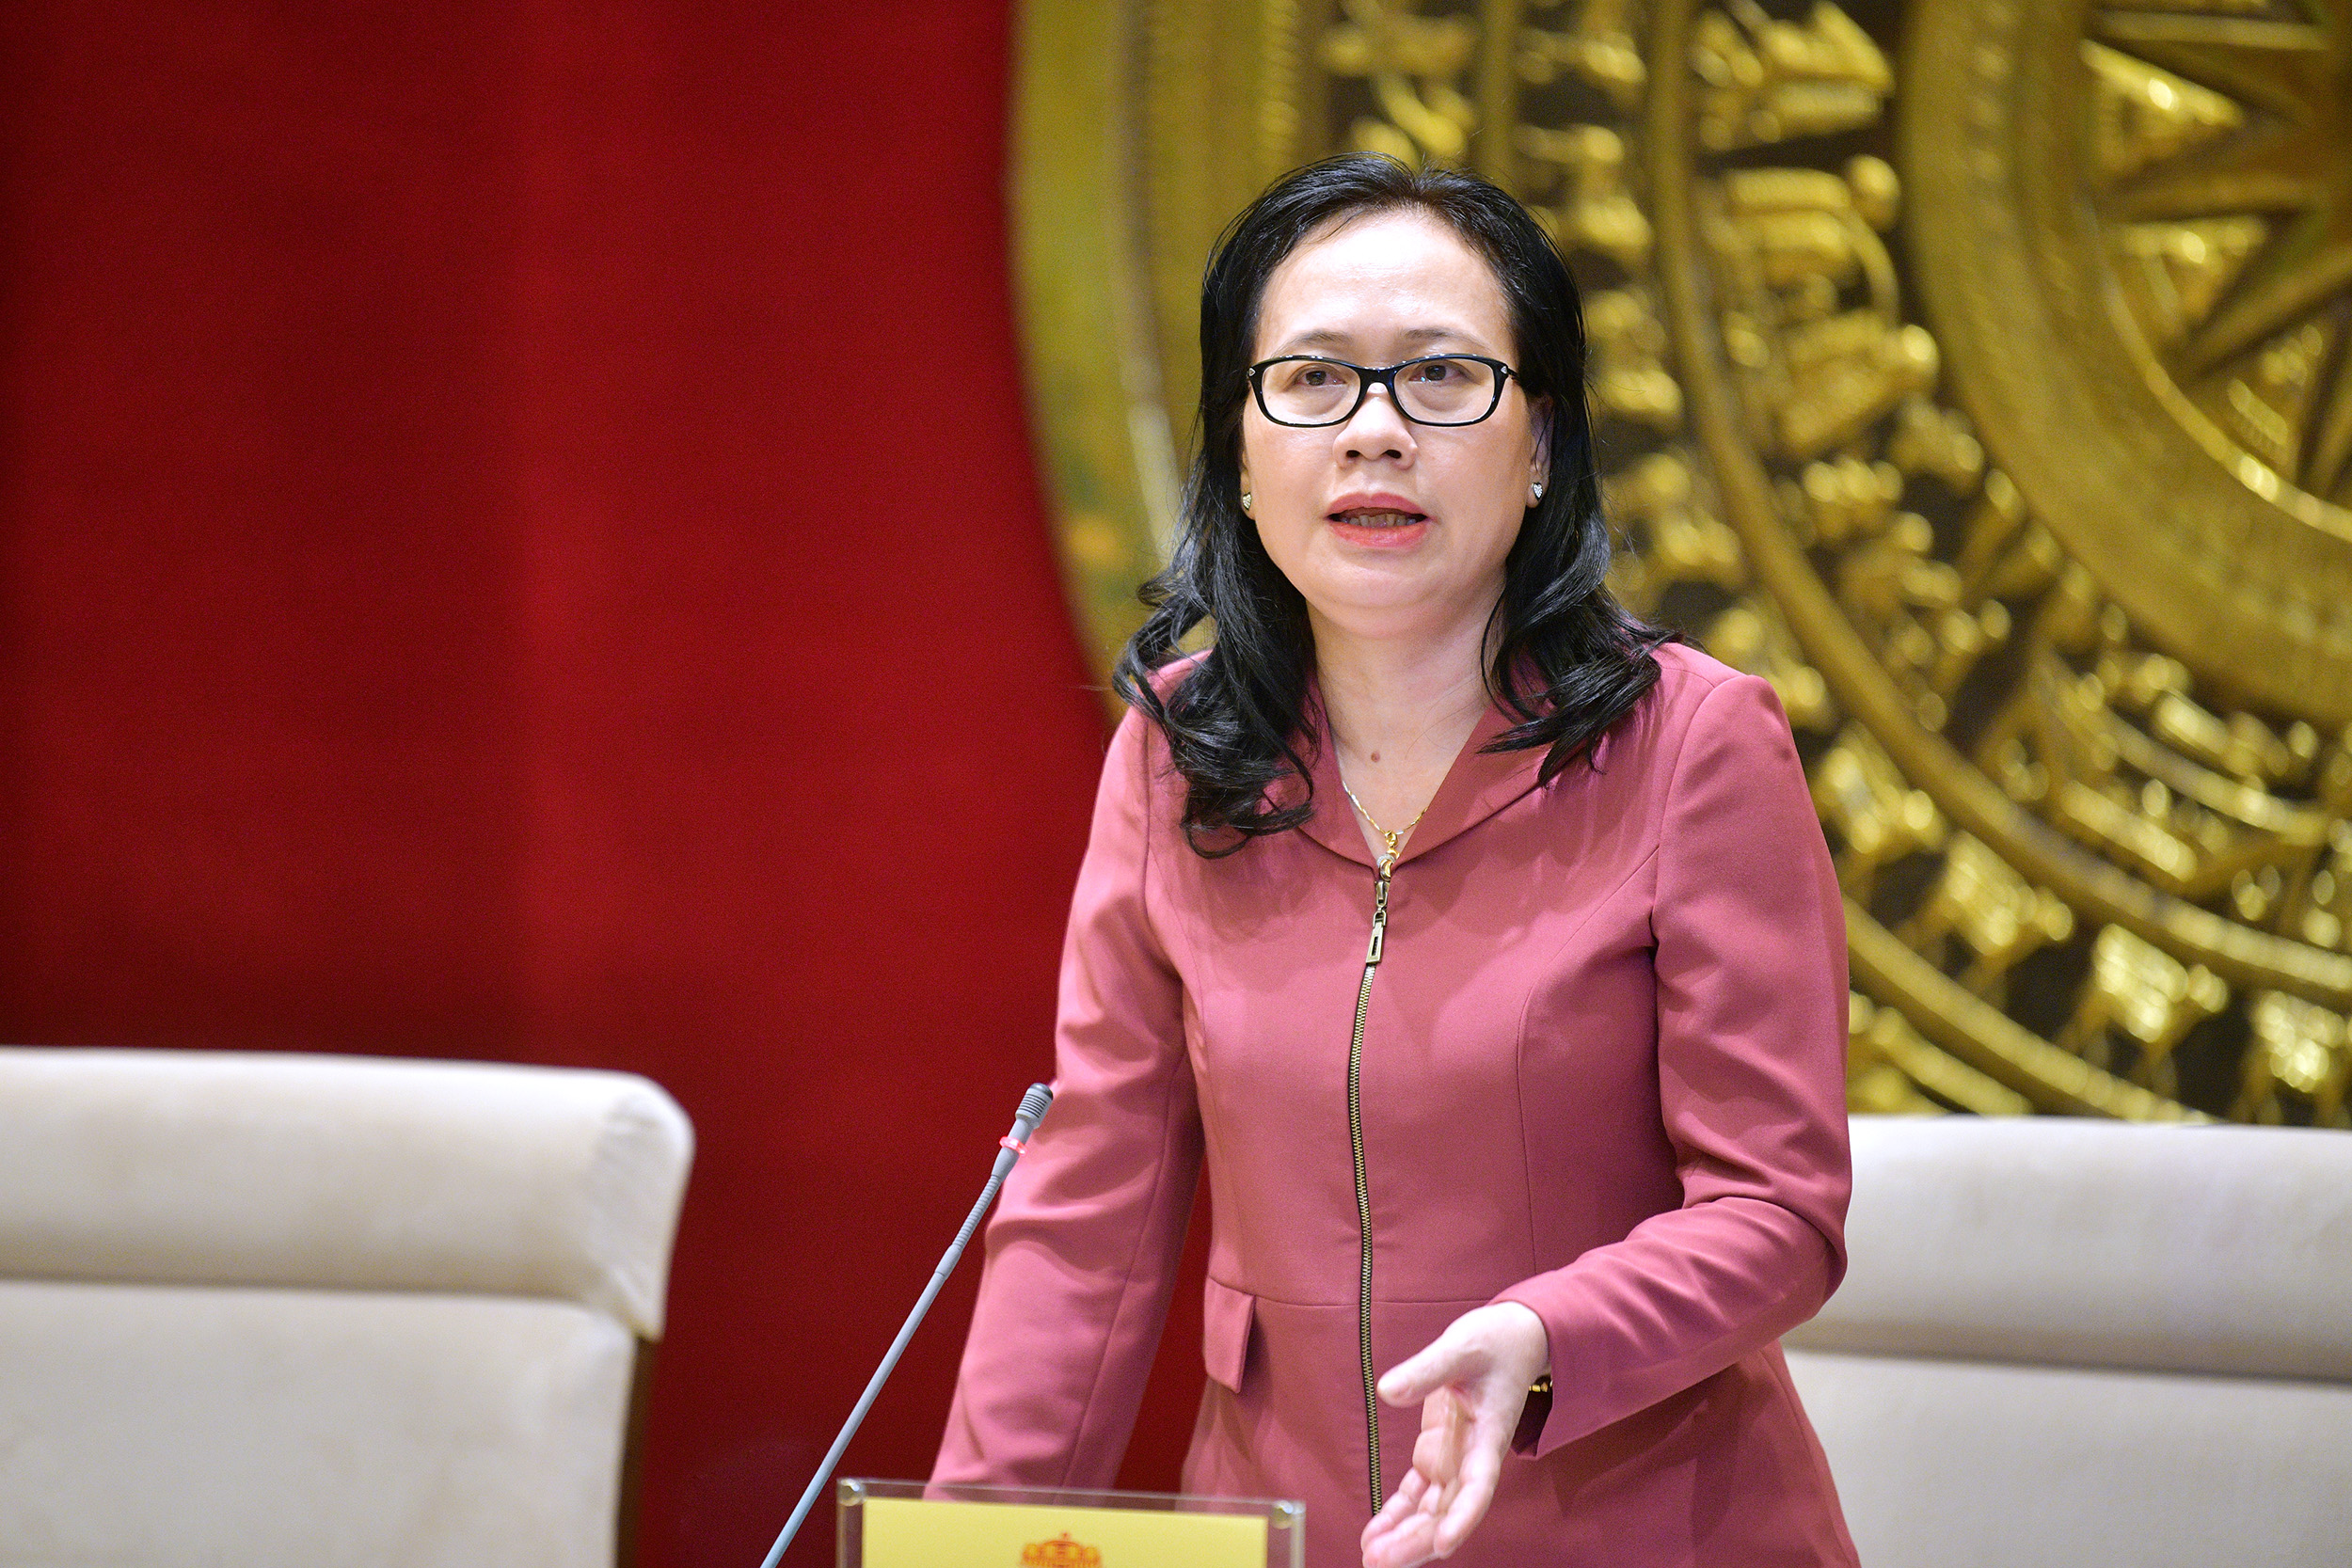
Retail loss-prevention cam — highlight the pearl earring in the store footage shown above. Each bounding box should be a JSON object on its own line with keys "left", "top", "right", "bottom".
{"left": 1241, "top": 490, "right": 1253, "bottom": 512}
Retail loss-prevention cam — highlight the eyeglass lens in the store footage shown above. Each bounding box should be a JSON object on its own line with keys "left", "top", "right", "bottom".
{"left": 1258, "top": 357, "right": 1500, "bottom": 426}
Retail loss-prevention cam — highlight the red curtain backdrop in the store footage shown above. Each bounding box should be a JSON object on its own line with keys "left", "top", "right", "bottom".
{"left": 0, "top": 2, "right": 1207, "bottom": 1561}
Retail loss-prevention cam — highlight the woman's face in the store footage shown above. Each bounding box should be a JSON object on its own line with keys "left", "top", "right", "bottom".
{"left": 1239, "top": 207, "right": 1546, "bottom": 649}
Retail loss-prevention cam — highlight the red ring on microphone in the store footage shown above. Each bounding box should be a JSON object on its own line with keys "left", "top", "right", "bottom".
{"left": 999, "top": 1135, "right": 1027, "bottom": 1152}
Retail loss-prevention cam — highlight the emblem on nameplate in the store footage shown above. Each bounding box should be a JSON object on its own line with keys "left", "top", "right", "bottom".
{"left": 1021, "top": 1531, "right": 1104, "bottom": 1567}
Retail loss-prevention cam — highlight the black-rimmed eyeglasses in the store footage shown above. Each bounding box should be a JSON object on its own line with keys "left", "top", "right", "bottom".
{"left": 1246, "top": 354, "right": 1518, "bottom": 428}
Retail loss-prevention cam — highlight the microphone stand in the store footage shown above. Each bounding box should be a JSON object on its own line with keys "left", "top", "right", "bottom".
{"left": 757, "top": 1083, "right": 1055, "bottom": 1568}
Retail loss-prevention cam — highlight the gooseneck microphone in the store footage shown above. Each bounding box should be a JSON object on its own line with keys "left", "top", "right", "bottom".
{"left": 757, "top": 1083, "right": 1056, "bottom": 1568}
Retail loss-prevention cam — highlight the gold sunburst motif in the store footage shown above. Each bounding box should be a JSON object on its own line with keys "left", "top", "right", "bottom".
{"left": 2093, "top": 2, "right": 2352, "bottom": 515}
{"left": 1012, "top": 0, "right": 2352, "bottom": 1124}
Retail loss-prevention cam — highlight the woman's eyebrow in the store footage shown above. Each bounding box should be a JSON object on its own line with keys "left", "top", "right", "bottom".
{"left": 1269, "top": 324, "right": 1486, "bottom": 355}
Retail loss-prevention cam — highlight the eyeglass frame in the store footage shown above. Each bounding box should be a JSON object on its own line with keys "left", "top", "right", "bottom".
{"left": 1243, "top": 352, "right": 1521, "bottom": 428}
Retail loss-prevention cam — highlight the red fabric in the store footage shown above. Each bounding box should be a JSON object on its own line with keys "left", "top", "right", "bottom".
{"left": 935, "top": 645, "right": 1857, "bottom": 1567}
{"left": 0, "top": 2, "right": 1204, "bottom": 1562}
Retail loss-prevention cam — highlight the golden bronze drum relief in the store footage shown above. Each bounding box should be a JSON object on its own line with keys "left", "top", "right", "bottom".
{"left": 1013, "top": 0, "right": 2352, "bottom": 1123}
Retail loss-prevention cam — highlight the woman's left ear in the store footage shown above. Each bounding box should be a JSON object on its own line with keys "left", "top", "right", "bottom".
{"left": 1527, "top": 398, "right": 1554, "bottom": 502}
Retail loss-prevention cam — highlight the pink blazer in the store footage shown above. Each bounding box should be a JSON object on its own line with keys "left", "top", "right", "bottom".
{"left": 936, "top": 642, "right": 1857, "bottom": 1567}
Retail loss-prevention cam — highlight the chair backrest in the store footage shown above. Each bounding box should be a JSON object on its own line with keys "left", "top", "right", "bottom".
{"left": 1785, "top": 1117, "right": 2352, "bottom": 1568}
{"left": 0, "top": 1047, "right": 693, "bottom": 1568}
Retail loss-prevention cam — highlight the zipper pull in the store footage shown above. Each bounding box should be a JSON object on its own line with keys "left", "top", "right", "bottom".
{"left": 1365, "top": 869, "right": 1391, "bottom": 966}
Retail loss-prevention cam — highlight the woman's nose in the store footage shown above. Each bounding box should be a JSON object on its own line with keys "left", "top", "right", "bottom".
{"left": 1337, "top": 384, "right": 1415, "bottom": 460}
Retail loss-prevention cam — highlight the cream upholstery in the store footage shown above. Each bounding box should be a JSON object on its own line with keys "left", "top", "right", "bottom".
{"left": 1787, "top": 1117, "right": 2352, "bottom": 1568}
{"left": 0, "top": 1048, "right": 693, "bottom": 1568}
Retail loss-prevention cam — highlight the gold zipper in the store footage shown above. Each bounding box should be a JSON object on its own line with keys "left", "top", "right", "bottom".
{"left": 1348, "top": 859, "right": 1392, "bottom": 1516}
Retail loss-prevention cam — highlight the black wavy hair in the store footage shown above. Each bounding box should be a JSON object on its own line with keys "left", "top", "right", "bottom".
{"left": 1112, "top": 154, "right": 1676, "bottom": 856}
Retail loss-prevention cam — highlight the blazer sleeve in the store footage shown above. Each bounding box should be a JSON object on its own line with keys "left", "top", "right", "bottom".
{"left": 932, "top": 705, "right": 1202, "bottom": 1487}
{"left": 1494, "top": 671, "right": 1851, "bottom": 1457}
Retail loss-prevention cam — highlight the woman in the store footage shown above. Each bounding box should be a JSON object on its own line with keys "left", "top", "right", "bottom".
{"left": 935, "top": 155, "right": 1855, "bottom": 1568}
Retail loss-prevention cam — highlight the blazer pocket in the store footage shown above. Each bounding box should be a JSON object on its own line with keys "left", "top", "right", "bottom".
{"left": 1201, "top": 1276, "right": 1255, "bottom": 1393}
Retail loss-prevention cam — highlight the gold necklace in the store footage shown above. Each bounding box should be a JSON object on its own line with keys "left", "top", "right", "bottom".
{"left": 1340, "top": 780, "right": 1430, "bottom": 874}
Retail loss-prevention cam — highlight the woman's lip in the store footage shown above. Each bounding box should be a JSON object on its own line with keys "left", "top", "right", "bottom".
{"left": 1327, "top": 515, "right": 1429, "bottom": 549}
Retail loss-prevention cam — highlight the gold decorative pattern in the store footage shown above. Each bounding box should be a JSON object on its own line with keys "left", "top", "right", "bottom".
{"left": 1013, "top": 0, "right": 2352, "bottom": 1124}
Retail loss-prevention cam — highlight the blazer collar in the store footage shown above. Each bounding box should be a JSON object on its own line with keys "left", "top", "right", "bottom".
{"left": 1286, "top": 681, "right": 1553, "bottom": 871}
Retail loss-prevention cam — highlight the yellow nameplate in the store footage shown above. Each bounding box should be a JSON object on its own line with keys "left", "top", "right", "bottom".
{"left": 862, "top": 1496, "right": 1268, "bottom": 1568}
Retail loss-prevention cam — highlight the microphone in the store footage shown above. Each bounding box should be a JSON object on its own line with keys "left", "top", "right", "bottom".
{"left": 758, "top": 1083, "right": 1056, "bottom": 1567}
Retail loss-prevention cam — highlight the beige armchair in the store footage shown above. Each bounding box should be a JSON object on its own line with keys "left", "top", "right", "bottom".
{"left": 1786, "top": 1116, "right": 2352, "bottom": 1568}
{"left": 0, "top": 1047, "right": 692, "bottom": 1568}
